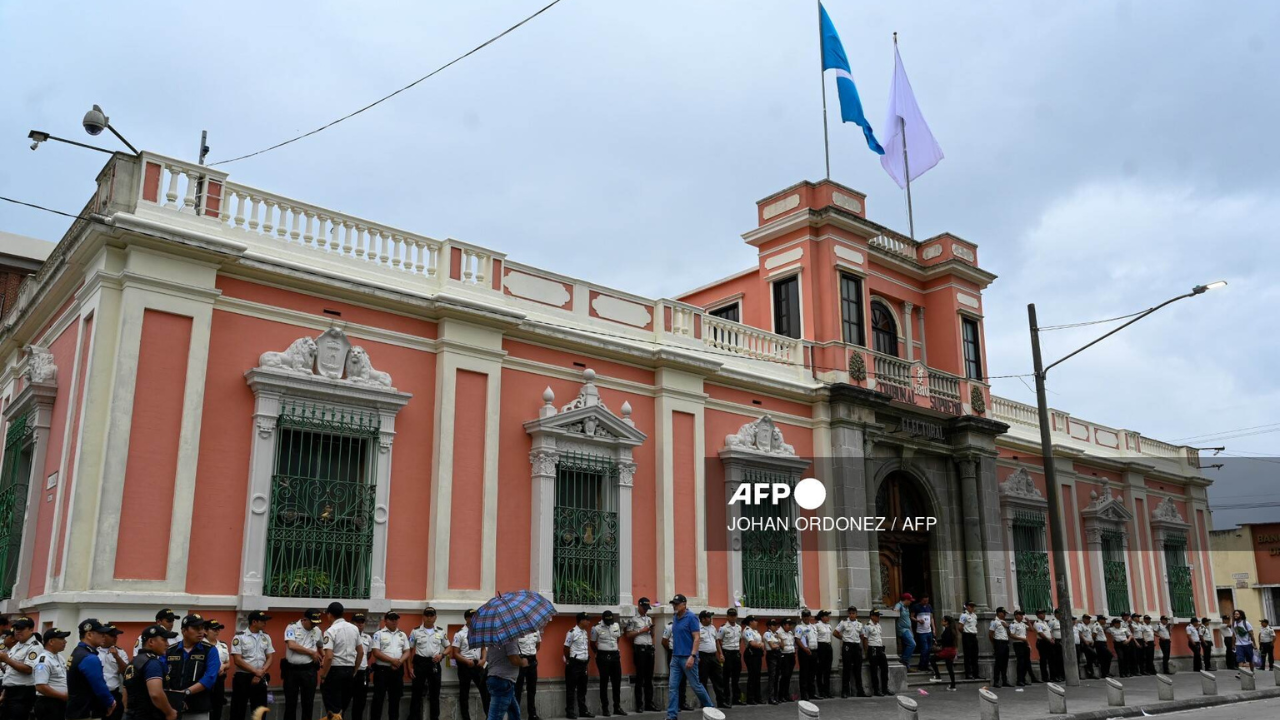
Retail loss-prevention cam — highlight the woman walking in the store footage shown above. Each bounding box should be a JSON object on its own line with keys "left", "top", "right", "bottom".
{"left": 930, "top": 616, "right": 958, "bottom": 691}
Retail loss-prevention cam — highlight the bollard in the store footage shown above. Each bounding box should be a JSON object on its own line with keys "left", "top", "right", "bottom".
{"left": 1240, "top": 666, "right": 1256, "bottom": 691}
{"left": 1200, "top": 669, "right": 1217, "bottom": 695}
{"left": 895, "top": 695, "right": 919, "bottom": 720}
{"left": 702, "top": 709, "right": 725, "bottom": 720}
{"left": 1047, "top": 683, "right": 1066, "bottom": 714}
{"left": 979, "top": 687, "right": 1000, "bottom": 720}
{"left": 1156, "top": 673, "right": 1175, "bottom": 701}
{"left": 797, "top": 700, "right": 819, "bottom": 720}
{"left": 1274, "top": 666, "right": 1280, "bottom": 687}
{"left": 1106, "top": 677, "right": 1125, "bottom": 707}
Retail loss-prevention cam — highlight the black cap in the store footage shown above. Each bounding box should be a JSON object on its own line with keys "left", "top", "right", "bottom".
{"left": 576, "top": 612, "right": 589, "bottom": 622}
{"left": 637, "top": 598, "right": 651, "bottom": 607}
{"left": 817, "top": 610, "right": 830, "bottom": 619}
{"left": 79, "top": 618, "right": 107, "bottom": 636}
{"left": 385, "top": 612, "right": 400, "bottom": 620}
{"left": 12, "top": 617, "right": 34, "bottom": 630}
{"left": 248, "top": 610, "right": 272, "bottom": 622}
{"left": 464, "top": 609, "right": 476, "bottom": 620}
{"left": 602, "top": 610, "right": 614, "bottom": 620}
{"left": 424, "top": 607, "right": 437, "bottom": 616}
{"left": 727, "top": 608, "right": 737, "bottom": 616}
{"left": 698, "top": 610, "right": 713, "bottom": 619}
{"left": 304, "top": 609, "right": 323, "bottom": 622}
{"left": 1111, "top": 618, "right": 1122, "bottom": 624}
{"left": 670, "top": 594, "right": 688, "bottom": 605}
{"left": 203, "top": 621, "right": 223, "bottom": 632}
{"left": 994, "top": 607, "right": 1006, "bottom": 615}
{"left": 800, "top": 609, "right": 812, "bottom": 618}
{"left": 1036, "top": 609, "right": 1047, "bottom": 615}
{"left": 353, "top": 613, "right": 367, "bottom": 624}
{"left": 1014, "top": 609, "right": 1025, "bottom": 616}
{"left": 965, "top": 601, "right": 976, "bottom": 608}
{"left": 181, "top": 614, "right": 207, "bottom": 629}
{"left": 44, "top": 627, "right": 71, "bottom": 642}
{"left": 1, "top": 629, "right": 13, "bottom": 638}
{"left": 141, "top": 624, "right": 179, "bottom": 641}
{"left": 869, "top": 610, "right": 881, "bottom": 617}
{"left": 783, "top": 617, "right": 795, "bottom": 625}
{"left": 156, "top": 609, "right": 178, "bottom": 622}
{"left": 103, "top": 624, "right": 123, "bottom": 636}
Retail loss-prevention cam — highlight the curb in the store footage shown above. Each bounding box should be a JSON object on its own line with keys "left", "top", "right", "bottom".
{"left": 1056, "top": 686, "right": 1280, "bottom": 720}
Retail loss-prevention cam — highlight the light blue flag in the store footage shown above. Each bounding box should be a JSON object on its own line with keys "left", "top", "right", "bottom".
{"left": 820, "top": 3, "right": 884, "bottom": 155}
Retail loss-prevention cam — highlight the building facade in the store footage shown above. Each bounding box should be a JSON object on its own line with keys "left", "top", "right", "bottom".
{"left": 1210, "top": 523, "right": 1280, "bottom": 626}
{"left": 0, "top": 153, "right": 1216, "bottom": 692}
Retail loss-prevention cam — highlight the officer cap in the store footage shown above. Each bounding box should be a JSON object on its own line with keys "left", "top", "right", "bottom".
{"left": 994, "top": 607, "right": 1006, "bottom": 615}
{"left": 869, "top": 610, "right": 881, "bottom": 618}
{"left": 816, "top": 610, "right": 829, "bottom": 619}
{"left": 847, "top": 606, "right": 858, "bottom": 614}
{"left": 800, "top": 609, "right": 812, "bottom": 618}
{"left": 79, "top": 618, "right": 107, "bottom": 637}
{"left": 44, "top": 628, "right": 71, "bottom": 643}
{"left": 424, "top": 607, "right": 438, "bottom": 617}
{"left": 637, "top": 597, "right": 651, "bottom": 607}
{"left": 12, "top": 617, "right": 34, "bottom": 630}
{"left": 698, "top": 610, "right": 713, "bottom": 620}
{"left": 156, "top": 608, "right": 178, "bottom": 622}
{"left": 1036, "top": 608, "right": 1047, "bottom": 615}
{"left": 782, "top": 617, "right": 795, "bottom": 626}
{"left": 352, "top": 613, "right": 367, "bottom": 624}
{"left": 602, "top": 610, "right": 614, "bottom": 620}
{"left": 965, "top": 601, "right": 976, "bottom": 608}
{"left": 1143, "top": 615, "right": 1151, "bottom": 621}
{"left": 141, "top": 624, "right": 179, "bottom": 641}
{"left": 103, "top": 624, "right": 124, "bottom": 635}
{"left": 464, "top": 609, "right": 476, "bottom": 620}
{"left": 1120, "top": 611, "right": 1131, "bottom": 618}
{"left": 727, "top": 608, "right": 737, "bottom": 616}
{"left": 744, "top": 616, "right": 756, "bottom": 624}
{"left": 575, "top": 612, "right": 589, "bottom": 622}
{"left": 248, "top": 610, "right": 272, "bottom": 622}
{"left": 1014, "top": 609, "right": 1025, "bottom": 617}
{"left": 0, "top": 629, "right": 12, "bottom": 638}
{"left": 385, "top": 612, "right": 401, "bottom": 620}
{"left": 1110, "top": 618, "right": 1122, "bottom": 624}
{"left": 204, "top": 621, "right": 223, "bottom": 632}
{"left": 181, "top": 614, "right": 206, "bottom": 629}
{"left": 304, "top": 609, "right": 323, "bottom": 622}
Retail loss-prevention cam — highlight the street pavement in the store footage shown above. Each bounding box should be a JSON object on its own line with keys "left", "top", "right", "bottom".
{"left": 679, "top": 668, "right": 1280, "bottom": 720}
{"left": 1154, "top": 697, "right": 1280, "bottom": 719}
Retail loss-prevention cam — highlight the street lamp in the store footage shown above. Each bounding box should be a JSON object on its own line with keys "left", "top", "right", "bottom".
{"left": 1027, "top": 280, "right": 1225, "bottom": 687}
{"left": 28, "top": 104, "right": 139, "bottom": 155}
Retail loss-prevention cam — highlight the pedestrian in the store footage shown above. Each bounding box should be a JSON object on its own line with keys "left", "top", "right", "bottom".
{"left": 369, "top": 612, "right": 410, "bottom": 720}
{"left": 622, "top": 599, "right": 655, "bottom": 714}
{"left": 1230, "top": 610, "right": 1256, "bottom": 672}
{"left": 66, "top": 619, "right": 115, "bottom": 720}
{"left": 741, "top": 618, "right": 763, "bottom": 705}
{"left": 1009, "top": 610, "right": 1035, "bottom": 686}
{"left": 165, "top": 614, "right": 221, "bottom": 720}
{"left": 958, "top": 602, "right": 980, "bottom": 681}
{"left": 913, "top": 597, "right": 935, "bottom": 674}
{"left": 695, "top": 612, "right": 726, "bottom": 709}
{"left": 1051, "top": 609, "right": 1066, "bottom": 681}
{"left": 135, "top": 611, "right": 181, "bottom": 656}
{"left": 1200, "top": 618, "right": 1215, "bottom": 671}
{"left": 862, "top": 611, "right": 888, "bottom": 697}
{"left": 563, "top": 612, "right": 592, "bottom": 720}
{"left": 813, "top": 611, "right": 833, "bottom": 699}
{"left": 319, "top": 602, "right": 362, "bottom": 720}
{"left": 2, "top": 617, "right": 43, "bottom": 720}
{"left": 201, "top": 623, "right": 229, "bottom": 720}
{"left": 1092, "top": 615, "right": 1110, "bottom": 679}
{"left": 988, "top": 608, "right": 1009, "bottom": 688}
{"left": 1157, "top": 617, "right": 1172, "bottom": 675}
{"left": 512, "top": 631, "right": 541, "bottom": 720}
{"left": 663, "top": 595, "right": 712, "bottom": 720}
{"left": 762, "top": 620, "right": 781, "bottom": 705}
{"left": 1259, "top": 619, "right": 1275, "bottom": 670}
{"left": 351, "top": 613, "right": 372, "bottom": 720}
{"left": 1186, "top": 618, "right": 1203, "bottom": 673}
{"left": 484, "top": 635, "right": 529, "bottom": 720}
{"left": 1108, "top": 618, "right": 1132, "bottom": 678}
{"left": 1074, "top": 615, "right": 1096, "bottom": 679}
{"left": 775, "top": 619, "right": 796, "bottom": 703}
{"left": 590, "top": 611, "right": 624, "bottom": 717}
{"left": 659, "top": 622, "right": 687, "bottom": 712}
{"left": 34, "top": 627, "right": 71, "bottom": 720}
{"left": 793, "top": 610, "right": 814, "bottom": 701}
{"left": 1033, "top": 610, "right": 1053, "bottom": 683}
{"left": 717, "top": 609, "right": 741, "bottom": 707}
{"left": 282, "top": 609, "right": 324, "bottom": 720}
{"left": 454, "top": 610, "right": 490, "bottom": 720}
{"left": 408, "top": 608, "right": 449, "bottom": 720}
{"left": 229, "top": 611, "right": 274, "bottom": 720}
{"left": 890, "top": 594, "right": 916, "bottom": 671}
{"left": 834, "top": 607, "right": 866, "bottom": 698}
{"left": 126, "top": 626, "right": 181, "bottom": 720}
{"left": 931, "top": 616, "right": 957, "bottom": 691}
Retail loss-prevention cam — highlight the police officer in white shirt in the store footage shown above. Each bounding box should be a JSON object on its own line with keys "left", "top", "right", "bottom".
{"left": 813, "top": 611, "right": 833, "bottom": 699}
{"left": 1186, "top": 617, "right": 1203, "bottom": 673}
{"left": 741, "top": 617, "right": 764, "bottom": 705}
{"left": 794, "top": 610, "right": 815, "bottom": 702}
{"left": 408, "top": 608, "right": 450, "bottom": 720}
{"left": 623, "top": 598, "right": 656, "bottom": 713}
{"left": 513, "top": 630, "right": 541, "bottom": 720}
{"left": 762, "top": 620, "right": 781, "bottom": 705}
{"left": 958, "top": 602, "right": 981, "bottom": 680}
{"left": 5, "top": 617, "right": 46, "bottom": 720}
{"left": 776, "top": 618, "right": 797, "bottom": 702}
{"left": 1050, "top": 609, "right": 1066, "bottom": 682}
{"left": 350, "top": 613, "right": 373, "bottom": 720}
{"left": 696, "top": 611, "right": 727, "bottom": 709}
{"left": 590, "top": 611, "right": 624, "bottom": 716}
{"left": 988, "top": 608, "right": 1010, "bottom": 688}
{"left": 563, "top": 612, "right": 592, "bottom": 720}
{"left": 1140, "top": 615, "right": 1157, "bottom": 675}
{"left": 202, "top": 622, "right": 230, "bottom": 720}
{"left": 717, "top": 609, "right": 742, "bottom": 708}
{"left": 370, "top": 612, "right": 410, "bottom": 720}
{"left": 319, "top": 602, "right": 363, "bottom": 720}
{"left": 453, "top": 610, "right": 490, "bottom": 720}
{"left": 863, "top": 611, "right": 888, "bottom": 697}
{"left": 1156, "top": 616, "right": 1173, "bottom": 675}
{"left": 1009, "top": 610, "right": 1035, "bottom": 686}
{"left": 1033, "top": 610, "right": 1054, "bottom": 683}
{"left": 33, "top": 628, "right": 71, "bottom": 720}
{"left": 1074, "top": 615, "right": 1096, "bottom": 679}
{"left": 1108, "top": 618, "right": 1133, "bottom": 678}
{"left": 283, "top": 609, "right": 324, "bottom": 720}
{"left": 98, "top": 625, "right": 130, "bottom": 720}
{"left": 230, "top": 610, "right": 274, "bottom": 720}
{"left": 833, "top": 607, "right": 866, "bottom": 698}
{"left": 1092, "top": 615, "right": 1111, "bottom": 678}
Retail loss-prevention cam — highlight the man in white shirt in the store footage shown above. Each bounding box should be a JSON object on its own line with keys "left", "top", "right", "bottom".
{"left": 351, "top": 613, "right": 373, "bottom": 720}
{"left": 1050, "top": 609, "right": 1066, "bottom": 682}
{"left": 1141, "top": 615, "right": 1157, "bottom": 675}
{"left": 452, "top": 610, "right": 489, "bottom": 720}
{"left": 201, "top": 621, "right": 230, "bottom": 720}
{"left": 988, "top": 608, "right": 1010, "bottom": 688}
{"left": 862, "top": 611, "right": 888, "bottom": 697}
{"left": 408, "top": 608, "right": 450, "bottom": 720}
{"left": 814, "top": 611, "right": 833, "bottom": 700}
{"left": 776, "top": 619, "right": 796, "bottom": 702}
{"left": 958, "top": 601, "right": 980, "bottom": 681}
{"left": 1009, "top": 610, "right": 1035, "bottom": 686}
{"left": 718, "top": 609, "right": 742, "bottom": 708}
{"left": 563, "top": 612, "right": 592, "bottom": 720}
{"left": 1033, "top": 610, "right": 1054, "bottom": 683}
{"left": 794, "top": 610, "right": 815, "bottom": 702}
{"left": 696, "top": 611, "right": 727, "bottom": 709}
{"left": 591, "top": 611, "right": 624, "bottom": 716}
{"left": 34, "top": 628, "right": 71, "bottom": 719}
{"left": 513, "top": 630, "right": 542, "bottom": 720}
{"left": 230, "top": 610, "right": 275, "bottom": 720}
{"left": 762, "top": 620, "right": 781, "bottom": 705}
{"left": 1259, "top": 619, "right": 1275, "bottom": 671}
{"left": 1156, "top": 616, "right": 1172, "bottom": 675}
{"left": 623, "top": 598, "right": 656, "bottom": 713}
{"left": 1091, "top": 615, "right": 1111, "bottom": 679}
{"left": 1108, "top": 618, "right": 1133, "bottom": 678}
{"left": 1186, "top": 618, "right": 1203, "bottom": 673}
{"left": 283, "top": 609, "right": 324, "bottom": 720}
{"left": 5, "top": 617, "right": 45, "bottom": 720}
{"left": 834, "top": 607, "right": 866, "bottom": 698}
{"left": 370, "top": 612, "right": 411, "bottom": 720}
{"left": 741, "top": 617, "right": 764, "bottom": 705}
{"left": 320, "top": 602, "right": 364, "bottom": 720}
{"left": 1074, "top": 614, "right": 1096, "bottom": 679}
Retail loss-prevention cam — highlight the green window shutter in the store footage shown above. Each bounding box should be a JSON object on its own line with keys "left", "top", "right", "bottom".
{"left": 740, "top": 469, "right": 798, "bottom": 609}
{"left": 553, "top": 452, "right": 619, "bottom": 605}
{"left": 1012, "top": 510, "right": 1052, "bottom": 613}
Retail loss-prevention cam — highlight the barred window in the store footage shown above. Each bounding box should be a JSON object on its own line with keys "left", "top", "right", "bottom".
{"left": 1102, "top": 531, "right": 1130, "bottom": 615}
{"left": 264, "top": 401, "right": 379, "bottom": 599}
{"left": 740, "top": 469, "right": 798, "bottom": 609}
{"left": 0, "top": 412, "right": 34, "bottom": 600}
{"left": 553, "top": 452, "right": 619, "bottom": 605}
{"left": 1164, "top": 537, "right": 1195, "bottom": 617}
{"left": 1011, "top": 510, "right": 1051, "bottom": 613}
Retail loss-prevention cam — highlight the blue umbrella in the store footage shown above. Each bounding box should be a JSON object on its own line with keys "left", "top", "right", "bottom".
{"left": 469, "top": 590, "right": 557, "bottom": 648}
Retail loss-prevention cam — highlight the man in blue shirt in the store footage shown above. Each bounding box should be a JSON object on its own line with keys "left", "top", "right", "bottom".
{"left": 67, "top": 619, "right": 116, "bottom": 719}
{"left": 891, "top": 593, "right": 916, "bottom": 670}
{"left": 127, "top": 625, "right": 180, "bottom": 720}
{"left": 165, "top": 615, "right": 222, "bottom": 720}
{"left": 665, "top": 595, "right": 713, "bottom": 720}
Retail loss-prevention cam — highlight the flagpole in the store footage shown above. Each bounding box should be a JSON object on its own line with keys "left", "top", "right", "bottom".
{"left": 896, "top": 32, "right": 915, "bottom": 240}
{"left": 819, "top": 0, "right": 831, "bottom": 179}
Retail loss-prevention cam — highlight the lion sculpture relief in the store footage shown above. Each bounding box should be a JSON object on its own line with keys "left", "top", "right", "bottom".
{"left": 258, "top": 337, "right": 317, "bottom": 373}
{"left": 345, "top": 346, "right": 392, "bottom": 387}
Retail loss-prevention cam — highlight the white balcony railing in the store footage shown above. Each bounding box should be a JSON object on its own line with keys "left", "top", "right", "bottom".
{"left": 868, "top": 233, "right": 918, "bottom": 261}
{"left": 991, "top": 396, "right": 1038, "bottom": 427}
{"left": 871, "top": 351, "right": 912, "bottom": 389}
{"left": 702, "top": 314, "right": 803, "bottom": 364}
{"left": 928, "top": 370, "right": 961, "bottom": 401}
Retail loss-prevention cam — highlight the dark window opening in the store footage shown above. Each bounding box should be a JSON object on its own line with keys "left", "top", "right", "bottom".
{"left": 709, "top": 303, "right": 740, "bottom": 323}
{"left": 772, "top": 276, "right": 801, "bottom": 339}
{"left": 962, "top": 318, "right": 983, "bottom": 380}
{"left": 871, "top": 301, "right": 898, "bottom": 356}
{"left": 839, "top": 273, "right": 864, "bottom": 346}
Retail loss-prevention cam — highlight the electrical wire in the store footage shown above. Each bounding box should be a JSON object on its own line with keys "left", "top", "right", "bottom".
{"left": 1038, "top": 308, "right": 1150, "bottom": 331}
{"left": 0, "top": 195, "right": 91, "bottom": 220}
{"left": 1171, "top": 422, "right": 1280, "bottom": 443}
{"left": 210, "top": 0, "right": 568, "bottom": 167}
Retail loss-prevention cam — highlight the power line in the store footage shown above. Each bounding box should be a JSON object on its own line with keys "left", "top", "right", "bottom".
{"left": 1038, "top": 308, "right": 1150, "bottom": 331}
{"left": 1171, "top": 422, "right": 1280, "bottom": 443}
{"left": 210, "top": 0, "right": 568, "bottom": 167}
{"left": 0, "top": 195, "right": 91, "bottom": 220}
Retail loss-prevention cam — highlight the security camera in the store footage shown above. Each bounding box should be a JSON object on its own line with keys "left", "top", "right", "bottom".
{"left": 27, "top": 130, "right": 48, "bottom": 151}
{"left": 83, "top": 104, "right": 108, "bottom": 136}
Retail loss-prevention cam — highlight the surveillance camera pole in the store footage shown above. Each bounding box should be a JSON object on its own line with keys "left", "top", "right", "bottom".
{"left": 105, "top": 122, "right": 140, "bottom": 155}
{"left": 199, "top": 130, "right": 210, "bottom": 165}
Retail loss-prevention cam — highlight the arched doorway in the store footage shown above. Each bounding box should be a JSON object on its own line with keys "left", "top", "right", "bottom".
{"left": 876, "top": 472, "right": 933, "bottom": 606}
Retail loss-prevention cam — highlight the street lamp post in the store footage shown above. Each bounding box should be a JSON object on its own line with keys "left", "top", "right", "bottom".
{"left": 1027, "top": 281, "right": 1225, "bottom": 687}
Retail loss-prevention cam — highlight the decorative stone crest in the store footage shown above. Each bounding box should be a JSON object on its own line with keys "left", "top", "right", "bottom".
{"left": 529, "top": 449, "right": 559, "bottom": 476}
{"left": 1083, "top": 486, "right": 1133, "bottom": 523}
{"left": 1152, "top": 497, "right": 1186, "bottom": 524}
{"left": 618, "top": 461, "right": 637, "bottom": 487}
{"left": 259, "top": 337, "right": 318, "bottom": 373}
{"left": 847, "top": 351, "right": 867, "bottom": 382}
{"left": 971, "top": 385, "right": 986, "bottom": 415}
{"left": 315, "top": 327, "right": 352, "bottom": 379}
{"left": 724, "top": 415, "right": 795, "bottom": 456}
{"left": 999, "top": 468, "right": 1043, "bottom": 500}
{"left": 23, "top": 346, "right": 57, "bottom": 384}
{"left": 256, "top": 417, "right": 276, "bottom": 439}
{"left": 256, "top": 328, "right": 392, "bottom": 387}
{"left": 561, "top": 369, "right": 606, "bottom": 412}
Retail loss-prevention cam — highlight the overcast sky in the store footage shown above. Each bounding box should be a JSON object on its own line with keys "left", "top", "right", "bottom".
{"left": 1, "top": 0, "right": 1276, "bottom": 525}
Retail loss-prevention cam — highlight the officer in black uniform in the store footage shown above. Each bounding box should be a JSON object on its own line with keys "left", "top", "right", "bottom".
{"left": 165, "top": 615, "right": 221, "bottom": 720}
{"left": 67, "top": 619, "right": 116, "bottom": 720}
{"left": 126, "top": 626, "right": 180, "bottom": 720}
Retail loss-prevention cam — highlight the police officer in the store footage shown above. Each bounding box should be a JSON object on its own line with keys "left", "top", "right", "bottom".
{"left": 34, "top": 627, "right": 72, "bottom": 720}
{"left": 987, "top": 608, "right": 1010, "bottom": 689}
{"left": 695, "top": 611, "right": 725, "bottom": 709}
{"left": 135, "top": 612, "right": 180, "bottom": 656}
{"left": 958, "top": 602, "right": 981, "bottom": 680}
{"left": 717, "top": 609, "right": 741, "bottom": 708}
{"left": 452, "top": 610, "right": 489, "bottom": 720}
{"left": 282, "top": 610, "right": 323, "bottom": 720}
{"left": 319, "top": 602, "right": 362, "bottom": 720}
{"left": 513, "top": 630, "right": 541, "bottom": 720}
{"left": 408, "top": 608, "right": 449, "bottom": 720}
{"left": 741, "top": 617, "right": 763, "bottom": 705}
{"left": 762, "top": 620, "right": 781, "bottom": 705}
{"left": 99, "top": 625, "right": 129, "bottom": 720}
{"left": 1033, "top": 610, "right": 1054, "bottom": 684}
{"left": 369, "top": 613, "right": 410, "bottom": 720}
{"left": 67, "top": 619, "right": 115, "bottom": 720}
{"left": 165, "top": 615, "right": 220, "bottom": 720}
{"left": 1092, "top": 615, "right": 1111, "bottom": 678}
{"left": 126, "top": 626, "right": 180, "bottom": 720}
{"left": 3, "top": 617, "right": 43, "bottom": 720}
{"left": 1009, "top": 610, "right": 1035, "bottom": 686}
{"left": 229, "top": 611, "right": 274, "bottom": 720}
{"left": 351, "top": 614, "right": 372, "bottom": 720}
{"left": 591, "top": 611, "right": 624, "bottom": 717}
{"left": 562, "top": 613, "right": 592, "bottom": 720}
{"left": 793, "top": 610, "right": 815, "bottom": 702}
{"left": 862, "top": 612, "right": 889, "bottom": 698}
{"left": 201, "top": 623, "right": 229, "bottom": 720}
{"left": 814, "top": 611, "right": 833, "bottom": 700}
{"left": 623, "top": 599, "right": 654, "bottom": 714}
{"left": 834, "top": 607, "right": 866, "bottom": 698}
{"left": 776, "top": 618, "right": 796, "bottom": 702}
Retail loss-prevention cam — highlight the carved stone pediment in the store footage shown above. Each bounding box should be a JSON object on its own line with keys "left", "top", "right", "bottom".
{"left": 999, "top": 467, "right": 1048, "bottom": 510}
{"left": 724, "top": 415, "right": 796, "bottom": 456}
{"left": 254, "top": 327, "right": 393, "bottom": 388}
{"left": 524, "top": 370, "right": 647, "bottom": 447}
{"left": 1081, "top": 486, "right": 1132, "bottom": 525}
{"left": 1151, "top": 496, "right": 1187, "bottom": 525}
{"left": 23, "top": 346, "right": 57, "bottom": 385}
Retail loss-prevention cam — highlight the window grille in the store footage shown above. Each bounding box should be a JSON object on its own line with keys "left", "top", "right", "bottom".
{"left": 553, "top": 452, "right": 619, "bottom": 605}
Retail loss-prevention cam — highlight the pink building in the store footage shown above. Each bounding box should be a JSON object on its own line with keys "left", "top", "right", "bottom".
{"left": 0, "top": 154, "right": 1216, "bottom": 698}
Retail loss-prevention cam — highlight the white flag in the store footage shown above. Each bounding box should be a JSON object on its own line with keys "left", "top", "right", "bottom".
{"left": 879, "top": 45, "right": 943, "bottom": 189}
